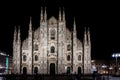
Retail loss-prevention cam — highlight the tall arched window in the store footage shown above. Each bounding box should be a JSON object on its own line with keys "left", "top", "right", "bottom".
{"left": 51, "top": 46, "right": 55, "bottom": 53}
{"left": 67, "top": 55, "right": 70, "bottom": 61}
{"left": 23, "top": 55, "right": 27, "bottom": 61}
{"left": 51, "top": 29, "right": 55, "bottom": 40}
{"left": 78, "top": 55, "right": 81, "bottom": 61}
{"left": 34, "top": 67, "right": 38, "bottom": 74}
{"left": 35, "top": 55, "right": 38, "bottom": 61}
{"left": 34, "top": 44, "right": 38, "bottom": 51}
{"left": 67, "top": 45, "right": 71, "bottom": 51}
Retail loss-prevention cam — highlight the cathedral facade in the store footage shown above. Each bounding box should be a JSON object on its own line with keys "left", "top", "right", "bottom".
{"left": 13, "top": 8, "right": 91, "bottom": 74}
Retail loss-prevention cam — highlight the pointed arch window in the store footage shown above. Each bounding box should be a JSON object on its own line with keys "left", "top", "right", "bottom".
{"left": 51, "top": 46, "right": 55, "bottom": 53}
{"left": 67, "top": 55, "right": 70, "bottom": 61}
{"left": 67, "top": 44, "right": 71, "bottom": 51}
{"left": 51, "top": 29, "right": 55, "bottom": 40}
{"left": 23, "top": 55, "right": 27, "bottom": 61}
{"left": 35, "top": 55, "right": 38, "bottom": 61}
{"left": 34, "top": 44, "right": 38, "bottom": 51}
{"left": 78, "top": 55, "right": 81, "bottom": 61}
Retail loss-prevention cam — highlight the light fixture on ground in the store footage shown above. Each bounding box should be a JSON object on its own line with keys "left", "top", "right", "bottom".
{"left": 102, "top": 64, "right": 107, "bottom": 74}
{"left": 109, "top": 67, "right": 113, "bottom": 75}
{"left": 112, "top": 53, "right": 120, "bottom": 75}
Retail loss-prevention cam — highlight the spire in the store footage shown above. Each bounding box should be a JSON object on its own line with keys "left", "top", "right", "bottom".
{"left": 73, "top": 17, "right": 76, "bottom": 32}
{"left": 13, "top": 26, "right": 17, "bottom": 74}
{"left": 87, "top": 27, "right": 91, "bottom": 45}
{"left": 84, "top": 27, "right": 87, "bottom": 44}
{"left": 13, "top": 26, "right": 17, "bottom": 42}
{"left": 16, "top": 25, "right": 21, "bottom": 74}
{"left": 62, "top": 7, "right": 65, "bottom": 21}
{"left": 29, "top": 17, "right": 32, "bottom": 32}
{"left": 40, "top": 7, "right": 43, "bottom": 21}
{"left": 59, "top": 7, "right": 62, "bottom": 21}
{"left": 44, "top": 7, "right": 47, "bottom": 22}
{"left": 17, "top": 26, "right": 21, "bottom": 42}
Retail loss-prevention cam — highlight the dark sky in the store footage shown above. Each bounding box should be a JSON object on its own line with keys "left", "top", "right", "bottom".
{"left": 0, "top": 0, "right": 120, "bottom": 60}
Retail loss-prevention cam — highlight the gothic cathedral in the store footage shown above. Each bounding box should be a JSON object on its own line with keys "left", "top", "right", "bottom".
{"left": 13, "top": 7, "right": 91, "bottom": 74}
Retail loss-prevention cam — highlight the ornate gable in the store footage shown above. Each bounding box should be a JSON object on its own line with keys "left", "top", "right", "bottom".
{"left": 48, "top": 16, "right": 57, "bottom": 25}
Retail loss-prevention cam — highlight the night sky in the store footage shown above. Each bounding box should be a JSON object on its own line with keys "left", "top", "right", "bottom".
{"left": 0, "top": 0, "right": 120, "bottom": 60}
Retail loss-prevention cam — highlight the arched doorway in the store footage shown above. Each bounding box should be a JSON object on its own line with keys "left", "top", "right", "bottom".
{"left": 34, "top": 67, "right": 38, "bottom": 74}
{"left": 67, "top": 67, "right": 70, "bottom": 74}
{"left": 50, "top": 63, "right": 55, "bottom": 75}
{"left": 78, "top": 67, "right": 81, "bottom": 75}
{"left": 23, "top": 67, "right": 27, "bottom": 74}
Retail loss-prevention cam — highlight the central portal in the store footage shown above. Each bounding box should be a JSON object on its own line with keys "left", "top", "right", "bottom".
{"left": 50, "top": 63, "right": 55, "bottom": 75}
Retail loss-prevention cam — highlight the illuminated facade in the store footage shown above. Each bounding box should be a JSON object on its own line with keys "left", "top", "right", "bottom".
{"left": 13, "top": 8, "right": 91, "bottom": 74}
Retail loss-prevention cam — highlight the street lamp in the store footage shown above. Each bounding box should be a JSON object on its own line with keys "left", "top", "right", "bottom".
{"left": 112, "top": 53, "right": 120, "bottom": 75}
